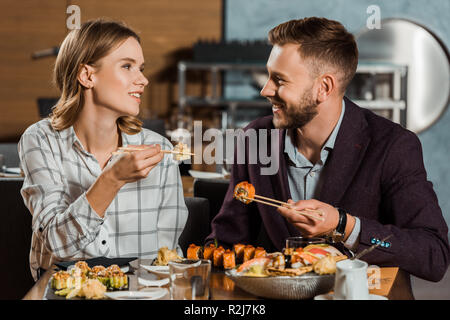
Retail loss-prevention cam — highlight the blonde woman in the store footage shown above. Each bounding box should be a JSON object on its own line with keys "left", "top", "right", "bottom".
{"left": 19, "top": 19, "right": 188, "bottom": 280}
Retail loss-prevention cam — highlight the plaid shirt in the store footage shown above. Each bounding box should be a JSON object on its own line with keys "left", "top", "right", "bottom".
{"left": 19, "top": 119, "right": 187, "bottom": 280}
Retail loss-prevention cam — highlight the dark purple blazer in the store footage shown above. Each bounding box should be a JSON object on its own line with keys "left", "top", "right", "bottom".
{"left": 206, "top": 97, "right": 449, "bottom": 281}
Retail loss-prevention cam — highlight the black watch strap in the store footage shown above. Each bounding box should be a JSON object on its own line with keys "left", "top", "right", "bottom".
{"left": 336, "top": 208, "right": 347, "bottom": 236}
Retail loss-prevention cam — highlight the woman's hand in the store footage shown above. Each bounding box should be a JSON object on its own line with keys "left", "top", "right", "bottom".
{"left": 105, "top": 144, "right": 164, "bottom": 187}
{"left": 87, "top": 144, "right": 164, "bottom": 218}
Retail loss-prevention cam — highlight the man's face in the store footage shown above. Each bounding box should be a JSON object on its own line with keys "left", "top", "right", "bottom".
{"left": 260, "top": 43, "right": 318, "bottom": 129}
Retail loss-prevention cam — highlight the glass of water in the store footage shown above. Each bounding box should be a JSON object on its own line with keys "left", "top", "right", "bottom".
{"left": 285, "top": 236, "right": 326, "bottom": 250}
{"left": 168, "top": 259, "right": 211, "bottom": 300}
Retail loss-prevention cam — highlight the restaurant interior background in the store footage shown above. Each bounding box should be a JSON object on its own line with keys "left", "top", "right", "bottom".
{"left": 0, "top": 0, "right": 449, "bottom": 299}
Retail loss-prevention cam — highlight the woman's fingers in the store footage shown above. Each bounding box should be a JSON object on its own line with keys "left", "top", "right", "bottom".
{"left": 135, "top": 152, "right": 164, "bottom": 171}
{"left": 133, "top": 144, "right": 161, "bottom": 160}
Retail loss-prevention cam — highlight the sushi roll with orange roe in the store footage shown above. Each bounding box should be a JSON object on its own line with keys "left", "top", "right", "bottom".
{"left": 213, "top": 246, "right": 225, "bottom": 267}
{"left": 234, "top": 243, "right": 245, "bottom": 264}
{"left": 254, "top": 247, "right": 267, "bottom": 258}
{"left": 203, "top": 243, "right": 216, "bottom": 262}
{"left": 223, "top": 249, "right": 236, "bottom": 270}
{"left": 187, "top": 244, "right": 203, "bottom": 260}
{"left": 233, "top": 181, "right": 255, "bottom": 204}
{"left": 243, "top": 245, "right": 255, "bottom": 262}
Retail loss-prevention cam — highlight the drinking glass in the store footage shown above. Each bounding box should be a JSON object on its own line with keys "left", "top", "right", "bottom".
{"left": 285, "top": 236, "right": 326, "bottom": 250}
{"left": 168, "top": 259, "right": 211, "bottom": 300}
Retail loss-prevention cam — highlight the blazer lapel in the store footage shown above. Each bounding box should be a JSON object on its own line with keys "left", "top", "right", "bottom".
{"left": 318, "top": 97, "right": 371, "bottom": 206}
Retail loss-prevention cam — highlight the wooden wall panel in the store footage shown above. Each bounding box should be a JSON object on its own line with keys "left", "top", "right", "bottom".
{"left": 0, "top": 0, "right": 222, "bottom": 141}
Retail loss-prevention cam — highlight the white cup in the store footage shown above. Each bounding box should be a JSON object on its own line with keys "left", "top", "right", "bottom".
{"left": 334, "top": 259, "right": 370, "bottom": 300}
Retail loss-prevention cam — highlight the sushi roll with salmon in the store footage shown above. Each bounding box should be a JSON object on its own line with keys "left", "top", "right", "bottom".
{"left": 236, "top": 257, "right": 271, "bottom": 277}
{"left": 233, "top": 243, "right": 245, "bottom": 264}
{"left": 243, "top": 245, "right": 255, "bottom": 262}
{"left": 203, "top": 243, "right": 216, "bottom": 262}
{"left": 254, "top": 247, "right": 267, "bottom": 258}
{"left": 187, "top": 244, "right": 203, "bottom": 260}
{"left": 213, "top": 246, "right": 225, "bottom": 267}
{"left": 223, "top": 249, "right": 236, "bottom": 270}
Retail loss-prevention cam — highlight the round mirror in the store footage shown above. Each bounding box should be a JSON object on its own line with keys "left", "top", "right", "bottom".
{"left": 356, "top": 18, "right": 450, "bottom": 133}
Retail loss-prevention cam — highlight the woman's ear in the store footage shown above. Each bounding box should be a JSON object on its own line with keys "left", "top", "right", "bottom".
{"left": 317, "top": 74, "right": 336, "bottom": 103}
{"left": 77, "top": 64, "right": 96, "bottom": 89}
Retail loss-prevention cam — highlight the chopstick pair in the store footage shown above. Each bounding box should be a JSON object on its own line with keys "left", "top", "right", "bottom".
{"left": 239, "top": 194, "right": 325, "bottom": 222}
{"left": 112, "top": 146, "right": 195, "bottom": 156}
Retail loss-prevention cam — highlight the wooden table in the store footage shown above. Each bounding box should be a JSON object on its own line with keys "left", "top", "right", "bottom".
{"left": 23, "top": 258, "right": 414, "bottom": 300}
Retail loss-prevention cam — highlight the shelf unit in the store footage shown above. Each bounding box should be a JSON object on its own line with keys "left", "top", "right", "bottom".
{"left": 177, "top": 60, "right": 408, "bottom": 130}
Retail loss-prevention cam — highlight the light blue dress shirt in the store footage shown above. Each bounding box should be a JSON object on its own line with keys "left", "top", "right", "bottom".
{"left": 284, "top": 100, "right": 360, "bottom": 250}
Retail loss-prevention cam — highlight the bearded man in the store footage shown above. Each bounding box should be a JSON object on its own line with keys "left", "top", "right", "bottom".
{"left": 205, "top": 17, "right": 449, "bottom": 283}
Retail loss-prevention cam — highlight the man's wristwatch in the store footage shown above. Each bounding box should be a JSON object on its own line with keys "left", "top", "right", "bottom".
{"left": 328, "top": 208, "right": 347, "bottom": 243}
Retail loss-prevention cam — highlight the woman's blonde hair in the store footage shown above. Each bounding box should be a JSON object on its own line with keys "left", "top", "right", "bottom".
{"left": 51, "top": 18, "right": 143, "bottom": 134}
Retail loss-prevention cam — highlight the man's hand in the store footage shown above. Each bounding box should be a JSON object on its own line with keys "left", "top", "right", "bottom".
{"left": 277, "top": 199, "right": 340, "bottom": 237}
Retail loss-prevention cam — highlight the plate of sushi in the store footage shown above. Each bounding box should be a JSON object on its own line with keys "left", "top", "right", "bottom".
{"left": 140, "top": 246, "right": 183, "bottom": 277}
{"left": 187, "top": 242, "right": 348, "bottom": 299}
{"left": 46, "top": 261, "right": 129, "bottom": 300}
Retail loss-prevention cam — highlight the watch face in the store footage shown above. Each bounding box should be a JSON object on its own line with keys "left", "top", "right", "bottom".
{"left": 332, "top": 230, "right": 344, "bottom": 243}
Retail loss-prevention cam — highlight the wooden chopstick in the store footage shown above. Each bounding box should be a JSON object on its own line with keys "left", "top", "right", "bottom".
{"left": 240, "top": 195, "right": 325, "bottom": 221}
{"left": 253, "top": 195, "right": 324, "bottom": 217}
{"left": 161, "top": 150, "right": 195, "bottom": 156}
{"left": 114, "top": 147, "right": 195, "bottom": 156}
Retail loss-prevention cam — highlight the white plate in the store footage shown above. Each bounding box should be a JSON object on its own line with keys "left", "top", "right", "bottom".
{"left": 141, "top": 264, "right": 170, "bottom": 277}
{"left": 138, "top": 277, "right": 170, "bottom": 287}
{"left": 188, "top": 170, "right": 224, "bottom": 179}
{"left": 314, "top": 293, "right": 388, "bottom": 300}
{"left": 104, "top": 288, "right": 167, "bottom": 300}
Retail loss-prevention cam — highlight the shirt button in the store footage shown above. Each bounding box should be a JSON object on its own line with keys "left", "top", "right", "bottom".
{"left": 310, "top": 172, "right": 316, "bottom": 177}
{"left": 102, "top": 240, "right": 107, "bottom": 245}
{"left": 39, "top": 227, "right": 43, "bottom": 232}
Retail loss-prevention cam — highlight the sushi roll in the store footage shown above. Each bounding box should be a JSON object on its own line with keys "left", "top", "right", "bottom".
{"left": 51, "top": 271, "right": 74, "bottom": 290}
{"left": 89, "top": 265, "right": 106, "bottom": 278}
{"left": 223, "top": 249, "right": 236, "bottom": 270}
{"left": 290, "top": 253, "right": 306, "bottom": 269}
{"left": 236, "top": 257, "right": 271, "bottom": 277}
{"left": 243, "top": 245, "right": 255, "bottom": 262}
{"left": 213, "top": 246, "right": 225, "bottom": 267}
{"left": 304, "top": 244, "right": 343, "bottom": 257}
{"left": 98, "top": 265, "right": 128, "bottom": 290}
{"left": 266, "top": 252, "right": 286, "bottom": 270}
{"left": 233, "top": 243, "right": 245, "bottom": 263}
{"left": 233, "top": 181, "right": 255, "bottom": 204}
{"left": 254, "top": 247, "right": 267, "bottom": 258}
{"left": 203, "top": 243, "right": 216, "bottom": 262}
{"left": 73, "top": 261, "right": 91, "bottom": 275}
{"left": 187, "top": 244, "right": 203, "bottom": 260}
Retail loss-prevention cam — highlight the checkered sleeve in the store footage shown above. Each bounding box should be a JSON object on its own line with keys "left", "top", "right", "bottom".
{"left": 19, "top": 130, "right": 105, "bottom": 260}
{"left": 156, "top": 140, "right": 188, "bottom": 255}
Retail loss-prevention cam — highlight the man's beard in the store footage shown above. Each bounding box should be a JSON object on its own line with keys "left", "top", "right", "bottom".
{"left": 272, "top": 88, "right": 318, "bottom": 129}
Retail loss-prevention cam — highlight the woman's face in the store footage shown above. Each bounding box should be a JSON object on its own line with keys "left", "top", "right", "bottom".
{"left": 90, "top": 37, "right": 149, "bottom": 117}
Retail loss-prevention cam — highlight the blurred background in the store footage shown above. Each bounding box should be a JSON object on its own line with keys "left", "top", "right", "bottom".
{"left": 0, "top": 0, "right": 449, "bottom": 299}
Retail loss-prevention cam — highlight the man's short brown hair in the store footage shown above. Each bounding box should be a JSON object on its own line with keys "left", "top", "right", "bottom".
{"left": 268, "top": 17, "right": 358, "bottom": 94}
